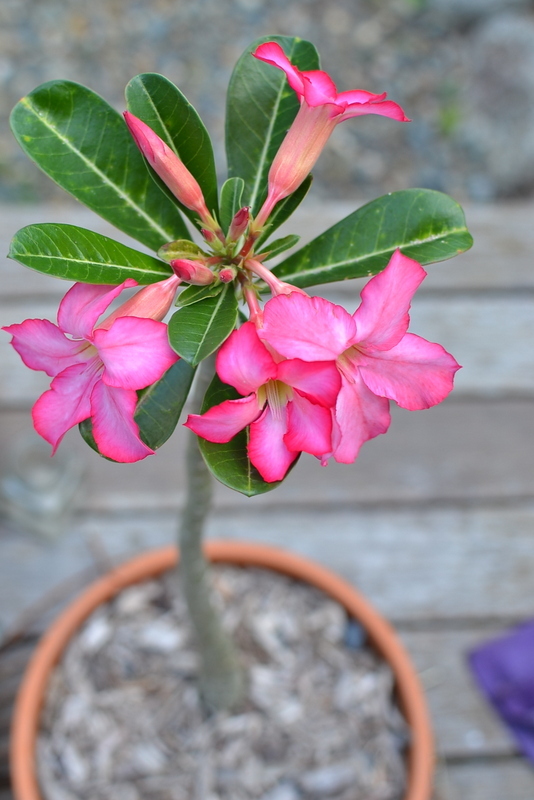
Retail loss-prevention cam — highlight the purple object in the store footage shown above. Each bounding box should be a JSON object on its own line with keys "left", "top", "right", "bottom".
{"left": 469, "top": 621, "right": 534, "bottom": 761}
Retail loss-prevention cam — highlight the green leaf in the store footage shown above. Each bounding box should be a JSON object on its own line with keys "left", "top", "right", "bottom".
{"left": 198, "top": 375, "right": 286, "bottom": 496}
{"left": 126, "top": 73, "right": 219, "bottom": 229}
{"left": 258, "top": 234, "right": 300, "bottom": 261}
{"left": 176, "top": 282, "right": 224, "bottom": 307}
{"left": 168, "top": 284, "right": 238, "bottom": 365}
{"left": 10, "top": 81, "right": 189, "bottom": 251}
{"left": 273, "top": 189, "right": 474, "bottom": 288}
{"left": 219, "top": 177, "right": 245, "bottom": 233}
{"left": 135, "top": 358, "right": 196, "bottom": 449}
{"left": 226, "top": 36, "right": 319, "bottom": 216}
{"left": 254, "top": 175, "right": 313, "bottom": 249}
{"left": 78, "top": 359, "right": 196, "bottom": 459}
{"left": 9, "top": 224, "right": 171, "bottom": 284}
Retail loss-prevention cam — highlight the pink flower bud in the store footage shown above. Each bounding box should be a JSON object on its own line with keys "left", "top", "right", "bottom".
{"left": 219, "top": 266, "right": 238, "bottom": 283}
{"left": 124, "top": 112, "right": 215, "bottom": 226}
{"left": 170, "top": 259, "right": 216, "bottom": 286}
{"left": 228, "top": 207, "right": 250, "bottom": 241}
{"left": 99, "top": 274, "right": 181, "bottom": 330}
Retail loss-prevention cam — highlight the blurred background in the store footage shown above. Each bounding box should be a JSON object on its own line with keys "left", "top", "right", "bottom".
{"left": 1, "top": 1, "right": 534, "bottom": 799}
{"left": 2, "top": 0, "right": 534, "bottom": 204}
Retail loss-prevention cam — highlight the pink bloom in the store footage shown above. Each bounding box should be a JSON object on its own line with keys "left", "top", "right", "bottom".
{"left": 3, "top": 279, "right": 180, "bottom": 463}
{"left": 259, "top": 250, "right": 461, "bottom": 464}
{"left": 124, "top": 111, "right": 218, "bottom": 230}
{"left": 185, "top": 322, "right": 341, "bottom": 482}
{"left": 252, "top": 42, "right": 409, "bottom": 228}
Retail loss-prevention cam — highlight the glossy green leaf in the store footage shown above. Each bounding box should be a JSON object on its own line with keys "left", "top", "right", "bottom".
{"left": 9, "top": 224, "right": 171, "bottom": 284}
{"left": 254, "top": 175, "right": 313, "bottom": 249}
{"left": 219, "top": 177, "right": 245, "bottom": 233}
{"left": 226, "top": 36, "right": 319, "bottom": 216}
{"left": 273, "top": 189, "right": 474, "bottom": 287}
{"left": 10, "top": 81, "right": 189, "bottom": 251}
{"left": 176, "top": 282, "right": 224, "bottom": 307}
{"left": 168, "top": 284, "right": 238, "bottom": 365}
{"left": 258, "top": 234, "right": 300, "bottom": 262}
{"left": 79, "top": 359, "right": 196, "bottom": 459}
{"left": 126, "top": 73, "right": 219, "bottom": 228}
{"left": 198, "top": 375, "right": 286, "bottom": 496}
{"left": 135, "top": 358, "right": 196, "bottom": 449}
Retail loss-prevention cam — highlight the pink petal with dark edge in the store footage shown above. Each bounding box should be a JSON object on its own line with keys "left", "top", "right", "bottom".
{"left": 359, "top": 332, "right": 461, "bottom": 410}
{"left": 248, "top": 405, "right": 298, "bottom": 482}
{"left": 285, "top": 392, "right": 332, "bottom": 456}
{"left": 90, "top": 381, "right": 154, "bottom": 462}
{"left": 354, "top": 250, "right": 426, "bottom": 351}
{"left": 3, "top": 318, "right": 94, "bottom": 377}
{"left": 95, "top": 316, "right": 178, "bottom": 390}
{"left": 32, "top": 361, "right": 101, "bottom": 452}
{"left": 185, "top": 394, "right": 262, "bottom": 443}
{"left": 277, "top": 358, "right": 341, "bottom": 407}
{"left": 58, "top": 280, "right": 137, "bottom": 340}
{"left": 252, "top": 42, "right": 305, "bottom": 96}
{"left": 331, "top": 372, "right": 391, "bottom": 464}
{"left": 216, "top": 322, "right": 277, "bottom": 395}
{"left": 260, "top": 293, "right": 355, "bottom": 361}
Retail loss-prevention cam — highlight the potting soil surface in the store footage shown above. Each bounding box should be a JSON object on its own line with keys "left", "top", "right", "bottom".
{"left": 37, "top": 566, "right": 407, "bottom": 800}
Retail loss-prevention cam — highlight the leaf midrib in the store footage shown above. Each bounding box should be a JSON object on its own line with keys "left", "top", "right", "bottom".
{"left": 21, "top": 96, "right": 173, "bottom": 243}
{"left": 279, "top": 226, "right": 471, "bottom": 278}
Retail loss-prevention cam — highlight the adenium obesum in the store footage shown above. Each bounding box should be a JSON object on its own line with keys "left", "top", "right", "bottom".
{"left": 3, "top": 277, "right": 180, "bottom": 463}
{"left": 5, "top": 41, "right": 460, "bottom": 481}
{"left": 187, "top": 250, "right": 460, "bottom": 478}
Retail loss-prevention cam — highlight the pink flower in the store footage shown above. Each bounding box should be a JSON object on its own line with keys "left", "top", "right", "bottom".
{"left": 252, "top": 42, "right": 410, "bottom": 228}
{"left": 185, "top": 322, "right": 341, "bottom": 482}
{"left": 259, "top": 250, "right": 461, "bottom": 464}
{"left": 123, "top": 112, "right": 219, "bottom": 231}
{"left": 3, "top": 278, "right": 180, "bottom": 463}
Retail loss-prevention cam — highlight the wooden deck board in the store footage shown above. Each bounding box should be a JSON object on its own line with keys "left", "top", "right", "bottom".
{"left": 1, "top": 200, "right": 534, "bottom": 791}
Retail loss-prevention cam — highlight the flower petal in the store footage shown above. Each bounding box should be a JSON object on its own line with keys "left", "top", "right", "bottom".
{"left": 58, "top": 280, "right": 137, "bottom": 339}
{"left": 300, "top": 70, "right": 339, "bottom": 107}
{"left": 340, "top": 98, "right": 410, "bottom": 122}
{"left": 260, "top": 293, "right": 355, "bottom": 361}
{"left": 285, "top": 392, "right": 333, "bottom": 457}
{"left": 277, "top": 358, "right": 341, "bottom": 407}
{"left": 216, "top": 322, "right": 277, "bottom": 395}
{"left": 32, "top": 361, "right": 101, "bottom": 452}
{"left": 90, "top": 381, "right": 154, "bottom": 462}
{"left": 248, "top": 405, "right": 298, "bottom": 482}
{"left": 94, "top": 317, "right": 178, "bottom": 390}
{"left": 331, "top": 372, "right": 391, "bottom": 464}
{"left": 185, "top": 394, "right": 262, "bottom": 443}
{"left": 252, "top": 42, "right": 306, "bottom": 97}
{"left": 3, "top": 319, "right": 93, "bottom": 377}
{"left": 353, "top": 250, "right": 427, "bottom": 351}
{"left": 359, "top": 332, "right": 461, "bottom": 410}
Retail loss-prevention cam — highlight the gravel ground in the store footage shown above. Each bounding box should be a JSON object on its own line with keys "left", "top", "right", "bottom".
{"left": 1, "top": 0, "right": 534, "bottom": 204}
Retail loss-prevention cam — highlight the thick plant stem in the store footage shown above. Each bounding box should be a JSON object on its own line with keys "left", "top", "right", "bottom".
{"left": 178, "top": 356, "right": 245, "bottom": 712}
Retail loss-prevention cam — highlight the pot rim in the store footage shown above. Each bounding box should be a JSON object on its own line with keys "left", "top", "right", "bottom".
{"left": 10, "top": 540, "right": 434, "bottom": 800}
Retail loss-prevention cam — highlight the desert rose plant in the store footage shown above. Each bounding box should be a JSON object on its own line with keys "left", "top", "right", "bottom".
{"left": 4, "top": 36, "right": 472, "bottom": 710}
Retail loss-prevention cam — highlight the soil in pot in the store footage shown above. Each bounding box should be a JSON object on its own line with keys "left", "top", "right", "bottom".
{"left": 36, "top": 565, "right": 409, "bottom": 800}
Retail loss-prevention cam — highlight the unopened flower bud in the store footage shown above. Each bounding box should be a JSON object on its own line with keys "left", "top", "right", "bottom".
{"left": 124, "top": 112, "right": 215, "bottom": 226}
{"left": 170, "top": 259, "right": 216, "bottom": 286}
{"left": 219, "top": 266, "right": 238, "bottom": 283}
{"left": 228, "top": 207, "right": 250, "bottom": 241}
{"left": 99, "top": 274, "right": 181, "bottom": 330}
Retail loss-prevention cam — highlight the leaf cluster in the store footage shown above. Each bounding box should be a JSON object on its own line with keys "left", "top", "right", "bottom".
{"left": 8, "top": 36, "right": 473, "bottom": 496}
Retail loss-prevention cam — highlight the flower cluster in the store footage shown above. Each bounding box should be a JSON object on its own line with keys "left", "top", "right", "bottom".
{"left": 5, "top": 41, "right": 459, "bottom": 477}
{"left": 186, "top": 250, "right": 460, "bottom": 481}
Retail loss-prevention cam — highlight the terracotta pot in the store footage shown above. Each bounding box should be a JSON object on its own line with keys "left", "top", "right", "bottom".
{"left": 11, "top": 541, "right": 434, "bottom": 800}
